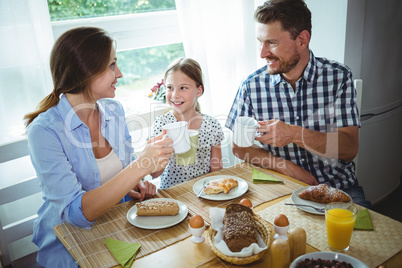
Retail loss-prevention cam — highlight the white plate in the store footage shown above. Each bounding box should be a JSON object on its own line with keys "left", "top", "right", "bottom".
{"left": 290, "top": 186, "right": 352, "bottom": 215}
{"left": 290, "top": 251, "right": 368, "bottom": 268}
{"left": 127, "top": 198, "right": 188, "bottom": 229}
{"left": 192, "top": 175, "right": 248, "bottom": 201}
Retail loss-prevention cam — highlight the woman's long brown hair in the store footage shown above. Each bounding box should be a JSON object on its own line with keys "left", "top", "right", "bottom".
{"left": 24, "top": 27, "right": 114, "bottom": 127}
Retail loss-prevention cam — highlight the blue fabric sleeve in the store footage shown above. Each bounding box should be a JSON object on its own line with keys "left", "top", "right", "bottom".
{"left": 67, "top": 194, "right": 94, "bottom": 229}
{"left": 28, "top": 120, "right": 94, "bottom": 229}
{"left": 122, "top": 193, "right": 131, "bottom": 203}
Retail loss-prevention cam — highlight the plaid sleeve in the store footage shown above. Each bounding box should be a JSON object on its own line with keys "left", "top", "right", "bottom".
{"left": 335, "top": 70, "right": 361, "bottom": 128}
{"left": 225, "top": 80, "right": 254, "bottom": 131}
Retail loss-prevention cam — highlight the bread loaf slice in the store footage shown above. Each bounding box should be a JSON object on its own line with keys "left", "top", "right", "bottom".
{"left": 136, "top": 200, "right": 179, "bottom": 216}
{"left": 223, "top": 204, "right": 257, "bottom": 252}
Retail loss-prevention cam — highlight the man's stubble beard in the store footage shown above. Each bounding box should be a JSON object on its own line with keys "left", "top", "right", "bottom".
{"left": 267, "top": 47, "right": 300, "bottom": 75}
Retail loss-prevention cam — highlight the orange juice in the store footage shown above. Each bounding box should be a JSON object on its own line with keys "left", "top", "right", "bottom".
{"left": 326, "top": 208, "right": 356, "bottom": 251}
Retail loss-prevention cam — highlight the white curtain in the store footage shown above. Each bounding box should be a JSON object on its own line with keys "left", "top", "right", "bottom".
{"left": 175, "top": 0, "right": 263, "bottom": 167}
{"left": 175, "top": 0, "right": 260, "bottom": 120}
{"left": 0, "top": 0, "right": 53, "bottom": 144}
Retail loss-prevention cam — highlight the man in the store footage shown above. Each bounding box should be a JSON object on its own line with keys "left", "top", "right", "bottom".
{"left": 225, "top": 0, "right": 371, "bottom": 207}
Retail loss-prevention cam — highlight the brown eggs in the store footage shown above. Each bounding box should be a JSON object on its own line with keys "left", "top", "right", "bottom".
{"left": 239, "top": 198, "right": 253, "bottom": 208}
{"left": 189, "top": 214, "right": 204, "bottom": 228}
{"left": 274, "top": 214, "right": 289, "bottom": 227}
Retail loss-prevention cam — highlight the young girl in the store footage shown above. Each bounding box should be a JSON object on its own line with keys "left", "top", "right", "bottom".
{"left": 151, "top": 57, "right": 224, "bottom": 189}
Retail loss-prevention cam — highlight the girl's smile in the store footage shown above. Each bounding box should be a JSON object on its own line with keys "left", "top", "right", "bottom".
{"left": 165, "top": 70, "right": 203, "bottom": 118}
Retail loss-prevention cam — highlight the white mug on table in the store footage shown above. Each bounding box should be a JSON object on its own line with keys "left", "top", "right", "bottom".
{"left": 233, "top": 116, "right": 260, "bottom": 147}
{"left": 163, "top": 121, "right": 191, "bottom": 154}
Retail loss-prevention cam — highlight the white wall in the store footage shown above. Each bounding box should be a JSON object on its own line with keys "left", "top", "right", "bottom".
{"left": 306, "top": 0, "right": 348, "bottom": 63}
{"left": 253, "top": 0, "right": 349, "bottom": 69}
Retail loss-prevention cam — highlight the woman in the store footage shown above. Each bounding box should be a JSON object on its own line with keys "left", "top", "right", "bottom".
{"left": 24, "top": 27, "right": 173, "bottom": 267}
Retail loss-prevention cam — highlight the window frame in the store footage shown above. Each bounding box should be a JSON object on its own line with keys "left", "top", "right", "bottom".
{"left": 51, "top": 10, "right": 182, "bottom": 52}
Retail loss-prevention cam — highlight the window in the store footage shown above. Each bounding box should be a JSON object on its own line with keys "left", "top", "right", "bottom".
{"left": 48, "top": 0, "right": 186, "bottom": 150}
{"left": 0, "top": 1, "right": 184, "bottom": 145}
{"left": 48, "top": 0, "right": 176, "bottom": 20}
{"left": 115, "top": 43, "right": 184, "bottom": 100}
{"left": 48, "top": 0, "right": 184, "bottom": 112}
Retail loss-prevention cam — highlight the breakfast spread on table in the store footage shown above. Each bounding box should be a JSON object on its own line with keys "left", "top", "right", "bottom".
{"left": 223, "top": 203, "right": 257, "bottom": 252}
{"left": 298, "top": 184, "right": 351, "bottom": 203}
{"left": 57, "top": 163, "right": 400, "bottom": 268}
{"left": 204, "top": 177, "right": 238, "bottom": 194}
{"left": 136, "top": 200, "right": 179, "bottom": 216}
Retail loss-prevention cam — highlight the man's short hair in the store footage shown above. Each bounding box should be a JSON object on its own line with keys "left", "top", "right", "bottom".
{"left": 254, "top": 0, "right": 312, "bottom": 40}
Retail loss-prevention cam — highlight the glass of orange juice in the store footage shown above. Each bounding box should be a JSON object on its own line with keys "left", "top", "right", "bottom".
{"left": 325, "top": 202, "right": 357, "bottom": 252}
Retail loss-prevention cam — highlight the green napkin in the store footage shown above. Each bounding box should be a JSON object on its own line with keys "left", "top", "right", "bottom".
{"left": 354, "top": 209, "right": 374, "bottom": 230}
{"left": 105, "top": 238, "right": 141, "bottom": 268}
{"left": 252, "top": 168, "right": 283, "bottom": 184}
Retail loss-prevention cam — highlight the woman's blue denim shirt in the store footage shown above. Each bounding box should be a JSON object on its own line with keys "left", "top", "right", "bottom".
{"left": 28, "top": 94, "right": 133, "bottom": 267}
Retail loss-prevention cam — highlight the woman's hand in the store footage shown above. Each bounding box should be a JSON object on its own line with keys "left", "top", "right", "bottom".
{"left": 134, "top": 130, "right": 174, "bottom": 174}
{"left": 128, "top": 180, "right": 156, "bottom": 201}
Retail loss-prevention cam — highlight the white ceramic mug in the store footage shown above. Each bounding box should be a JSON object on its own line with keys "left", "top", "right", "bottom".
{"left": 163, "top": 121, "right": 191, "bottom": 154}
{"left": 233, "top": 116, "right": 260, "bottom": 147}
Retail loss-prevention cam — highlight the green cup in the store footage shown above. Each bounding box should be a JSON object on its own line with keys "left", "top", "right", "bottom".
{"left": 175, "top": 130, "right": 198, "bottom": 165}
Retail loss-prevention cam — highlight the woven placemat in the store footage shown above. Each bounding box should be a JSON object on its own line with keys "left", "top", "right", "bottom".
{"left": 257, "top": 198, "right": 402, "bottom": 268}
{"left": 158, "top": 162, "right": 301, "bottom": 224}
{"left": 56, "top": 200, "right": 192, "bottom": 268}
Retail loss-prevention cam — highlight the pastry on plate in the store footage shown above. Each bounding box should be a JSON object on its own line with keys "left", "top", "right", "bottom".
{"left": 204, "top": 178, "right": 238, "bottom": 195}
{"left": 298, "top": 184, "right": 351, "bottom": 203}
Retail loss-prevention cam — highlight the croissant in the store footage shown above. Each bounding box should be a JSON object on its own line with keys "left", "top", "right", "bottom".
{"left": 298, "top": 184, "right": 351, "bottom": 203}
{"left": 204, "top": 178, "right": 238, "bottom": 195}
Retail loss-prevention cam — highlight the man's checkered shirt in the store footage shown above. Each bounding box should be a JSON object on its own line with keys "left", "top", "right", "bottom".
{"left": 225, "top": 51, "right": 360, "bottom": 190}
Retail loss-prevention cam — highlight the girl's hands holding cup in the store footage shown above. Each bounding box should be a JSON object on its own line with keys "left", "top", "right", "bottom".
{"left": 135, "top": 130, "right": 174, "bottom": 174}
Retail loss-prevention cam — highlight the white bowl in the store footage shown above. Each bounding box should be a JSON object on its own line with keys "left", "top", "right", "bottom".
{"left": 290, "top": 251, "right": 368, "bottom": 268}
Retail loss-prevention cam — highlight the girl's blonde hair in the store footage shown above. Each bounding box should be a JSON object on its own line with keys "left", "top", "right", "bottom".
{"left": 164, "top": 57, "right": 204, "bottom": 112}
{"left": 24, "top": 27, "right": 114, "bottom": 127}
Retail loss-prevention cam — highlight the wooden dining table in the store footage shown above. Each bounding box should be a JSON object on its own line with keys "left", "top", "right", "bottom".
{"left": 54, "top": 162, "right": 402, "bottom": 268}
